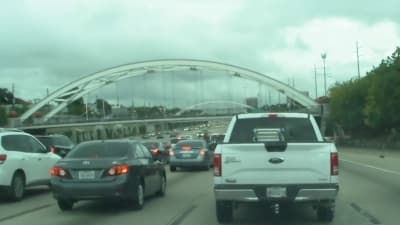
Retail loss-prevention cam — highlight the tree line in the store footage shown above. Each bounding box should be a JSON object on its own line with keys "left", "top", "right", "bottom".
{"left": 329, "top": 47, "right": 400, "bottom": 138}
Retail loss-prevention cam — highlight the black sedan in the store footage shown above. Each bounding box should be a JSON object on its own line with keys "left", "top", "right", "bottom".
{"left": 36, "top": 134, "right": 75, "bottom": 157}
{"left": 142, "top": 141, "right": 169, "bottom": 163}
{"left": 50, "top": 140, "right": 166, "bottom": 211}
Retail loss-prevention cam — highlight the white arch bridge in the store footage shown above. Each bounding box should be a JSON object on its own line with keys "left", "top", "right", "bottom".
{"left": 175, "top": 100, "right": 256, "bottom": 116}
{"left": 20, "top": 59, "right": 320, "bottom": 124}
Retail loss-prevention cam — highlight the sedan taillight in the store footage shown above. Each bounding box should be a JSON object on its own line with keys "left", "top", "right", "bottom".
{"left": 107, "top": 165, "right": 130, "bottom": 176}
{"left": 50, "top": 166, "right": 67, "bottom": 177}
{"left": 151, "top": 149, "right": 160, "bottom": 155}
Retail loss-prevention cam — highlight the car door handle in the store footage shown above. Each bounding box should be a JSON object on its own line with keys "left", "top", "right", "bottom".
{"left": 269, "top": 157, "right": 284, "bottom": 164}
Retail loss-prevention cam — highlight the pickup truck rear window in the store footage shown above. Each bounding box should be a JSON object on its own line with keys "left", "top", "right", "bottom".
{"left": 229, "top": 117, "right": 318, "bottom": 143}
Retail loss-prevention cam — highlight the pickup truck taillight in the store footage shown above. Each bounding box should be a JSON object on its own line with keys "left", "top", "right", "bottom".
{"left": 0, "top": 154, "right": 7, "bottom": 164}
{"left": 214, "top": 154, "right": 221, "bottom": 176}
{"left": 331, "top": 152, "right": 339, "bottom": 176}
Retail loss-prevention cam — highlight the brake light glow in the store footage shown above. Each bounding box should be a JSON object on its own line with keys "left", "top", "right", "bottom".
{"left": 169, "top": 150, "right": 175, "bottom": 156}
{"left": 0, "top": 154, "right": 7, "bottom": 164}
{"left": 331, "top": 152, "right": 339, "bottom": 176}
{"left": 181, "top": 145, "right": 192, "bottom": 151}
{"left": 50, "top": 167, "right": 67, "bottom": 177}
{"left": 214, "top": 154, "right": 222, "bottom": 176}
{"left": 151, "top": 149, "right": 160, "bottom": 155}
{"left": 107, "top": 165, "right": 130, "bottom": 176}
{"left": 199, "top": 149, "right": 206, "bottom": 156}
{"left": 268, "top": 113, "right": 278, "bottom": 118}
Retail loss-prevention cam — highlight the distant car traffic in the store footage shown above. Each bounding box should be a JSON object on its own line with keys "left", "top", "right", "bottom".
{"left": 50, "top": 140, "right": 166, "bottom": 211}
{"left": 0, "top": 131, "right": 61, "bottom": 201}
{"left": 169, "top": 140, "right": 214, "bottom": 172}
{"left": 142, "top": 141, "right": 169, "bottom": 163}
{"left": 35, "top": 134, "right": 75, "bottom": 158}
{"left": 156, "top": 132, "right": 164, "bottom": 139}
{"left": 142, "top": 134, "right": 150, "bottom": 139}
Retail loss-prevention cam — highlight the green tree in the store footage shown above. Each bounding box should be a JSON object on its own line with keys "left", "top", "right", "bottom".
{"left": 95, "top": 99, "right": 112, "bottom": 115}
{"left": 67, "top": 97, "right": 85, "bottom": 115}
{"left": 0, "top": 107, "right": 7, "bottom": 126}
{"left": 329, "top": 46, "right": 400, "bottom": 137}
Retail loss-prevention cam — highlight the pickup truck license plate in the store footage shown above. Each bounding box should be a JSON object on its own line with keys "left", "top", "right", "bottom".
{"left": 266, "top": 187, "right": 287, "bottom": 198}
{"left": 78, "top": 171, "right": 95, "bottom": 179}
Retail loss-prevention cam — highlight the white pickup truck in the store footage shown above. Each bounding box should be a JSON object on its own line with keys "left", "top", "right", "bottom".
{"left": 213, "top": 113, "right": 339, "bottom": 223}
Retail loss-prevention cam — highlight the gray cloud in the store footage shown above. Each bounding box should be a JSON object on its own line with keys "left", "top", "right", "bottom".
{"left": 0, "top": 0, "right": 399, "bottom": 110}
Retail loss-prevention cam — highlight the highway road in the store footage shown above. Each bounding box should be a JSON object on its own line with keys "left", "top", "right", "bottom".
{"left": 0, "top": 147, "right": 399, "bottom": 225}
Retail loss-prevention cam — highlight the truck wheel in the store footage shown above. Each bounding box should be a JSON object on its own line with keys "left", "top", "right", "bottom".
{"left": 216, "top": 201, "right": 233, "bottom": 223}
{"left": 170, "top": 166, "right": 177, "bottom": 172}
{"left": 317, "top": 206, "right": 334, "bottom": 222}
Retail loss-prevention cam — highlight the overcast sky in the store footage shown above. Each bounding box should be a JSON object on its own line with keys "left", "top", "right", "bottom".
{"left": 1, "top": 0, "right": 399, "bottom": 109}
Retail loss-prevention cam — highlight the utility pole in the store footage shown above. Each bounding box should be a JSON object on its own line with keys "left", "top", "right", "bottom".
{"left": 85, "top": 95, "right": 89, "bottom": 121}
{"left": 11, "top": 83, "right": 15, "bottom": 107}
{"left": 314, "top": 64, "right": 318, "bottom": 98}
{"left": 321, "top": 53, "right": 327, "bottom": 96}
{"left": 356, "top": 41, "right": 361, "bottom": 78}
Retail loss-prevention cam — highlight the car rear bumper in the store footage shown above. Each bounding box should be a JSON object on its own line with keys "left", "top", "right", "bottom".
{"left": 51, "top": 176, "right": 135, "bottom": 200}
{"left": 169, "top": 158, "right": 209, "bottom": 167}
{"left": 214, "top": 184, "right": 339, "bottom": 203}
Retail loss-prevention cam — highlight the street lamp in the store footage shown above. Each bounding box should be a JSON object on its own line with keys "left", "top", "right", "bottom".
{"left": 321, "top": 52, "right": 327, "bottom": 96}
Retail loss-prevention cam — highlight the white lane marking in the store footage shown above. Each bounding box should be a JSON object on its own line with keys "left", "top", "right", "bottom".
{"left": 341, "top": 158, "right": 400, "bottom": 176}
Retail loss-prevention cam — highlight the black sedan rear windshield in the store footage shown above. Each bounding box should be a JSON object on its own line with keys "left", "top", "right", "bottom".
{"left": 143, "top": 142, "right": 160, "bottom": 149}
{"left": 67, "top": 142, "right": 131, "bottom": 158}
{"left": 229, "top": 117, "right": 318, "bottom": 143}
{"left": 36, "top": 137, "right": 53, "bottom": 148}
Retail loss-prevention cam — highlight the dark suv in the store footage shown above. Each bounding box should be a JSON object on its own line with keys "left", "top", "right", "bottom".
{"left": 35, "top": 134, "right": 75, "bottom": 158}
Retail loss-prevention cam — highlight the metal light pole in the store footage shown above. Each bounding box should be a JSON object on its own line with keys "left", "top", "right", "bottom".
{"left": 314, "top": 64, "right": 318, "bottom": 98}
{"left": 321, "top": 53, "right": 327, "bottom": 96}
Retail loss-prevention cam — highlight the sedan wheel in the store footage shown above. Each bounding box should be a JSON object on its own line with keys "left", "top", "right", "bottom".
{"left": 131, "top": 183, "right": 144, "bottom": 210}
{"left": 156, "top": 176, "right": 166, "bottom": 197}
{"left": 57, "top": 199, "right": 74, "bottom": 211}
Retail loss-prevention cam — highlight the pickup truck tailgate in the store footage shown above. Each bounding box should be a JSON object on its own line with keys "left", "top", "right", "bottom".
{"left": 221, "top": 143, "right": 332, "bottom": 185}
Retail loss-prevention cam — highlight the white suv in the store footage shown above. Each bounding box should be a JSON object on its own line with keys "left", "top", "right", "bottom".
{"left": 0, "top": 131, "right": 61, "bottom": 200}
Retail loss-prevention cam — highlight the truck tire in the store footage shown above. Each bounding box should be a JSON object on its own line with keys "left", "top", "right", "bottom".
{"left": 216, "top": 201, "right": 233, "bottom": 223}
{"left": 170, "top": 166, "right": 177, "bottom": 172}
{"left": 317, "top": 206, "right": 334, "bottom": 222}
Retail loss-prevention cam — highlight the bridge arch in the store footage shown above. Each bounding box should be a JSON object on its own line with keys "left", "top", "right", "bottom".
{"left": 175, "top": 100, "right": 256, "bottom": 116}
{"left": 20, "top": 59, "right": 319, "bottom": 123}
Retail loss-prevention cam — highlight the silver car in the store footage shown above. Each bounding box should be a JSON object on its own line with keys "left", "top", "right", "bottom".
{"left": 169, "top": 140, "right": 213, "bottom": 172}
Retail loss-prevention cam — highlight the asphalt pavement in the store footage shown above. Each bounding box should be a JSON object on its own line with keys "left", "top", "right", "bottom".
{"left": 1, "top": 146, "right": 399, "bottom": 225}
